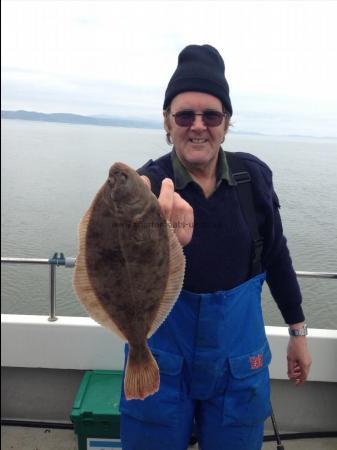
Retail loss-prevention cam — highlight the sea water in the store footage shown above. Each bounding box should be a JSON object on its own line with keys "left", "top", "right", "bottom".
{"left": 1, "top": 119, "right": 336, "bottom": 329}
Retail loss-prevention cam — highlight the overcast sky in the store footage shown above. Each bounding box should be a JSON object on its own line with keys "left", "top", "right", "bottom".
{"left": 2, "top": 0, "right": 337, "bottom": 136}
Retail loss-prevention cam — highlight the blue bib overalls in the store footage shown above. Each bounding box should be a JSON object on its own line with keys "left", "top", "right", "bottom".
{"left": 120, "top": 273, "right": 272, "bottom": 450}
{"left": 120, "top": 152, "right": 273, "bottom": 449}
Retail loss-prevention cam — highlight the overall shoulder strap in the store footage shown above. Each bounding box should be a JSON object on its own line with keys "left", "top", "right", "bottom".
{"left": 225, "top": 151, "right": 263, "bottom": 276}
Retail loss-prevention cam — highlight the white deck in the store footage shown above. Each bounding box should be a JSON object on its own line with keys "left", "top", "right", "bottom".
{"left": 2, "top": 315, "right": 337, "bottom": 449}
{"left": 2, "top": 315, "right": 337, "bottom": 382}
{"left": 2, "top": 426, "right": 337, "bottom": 450}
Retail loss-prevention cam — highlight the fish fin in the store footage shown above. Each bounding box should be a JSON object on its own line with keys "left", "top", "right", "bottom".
{"left": 124, "top": 344, "right": 160, "bottom": 400}
{"left": 147, "top": 222, "right": 185, "bottom": 338}
{"left": 73, "top": 208, "right": 127, "bottom": 341}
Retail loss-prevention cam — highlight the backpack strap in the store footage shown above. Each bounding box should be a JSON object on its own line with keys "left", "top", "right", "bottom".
{"left": 225, "top": 151, "right": 264, "bottom": 277}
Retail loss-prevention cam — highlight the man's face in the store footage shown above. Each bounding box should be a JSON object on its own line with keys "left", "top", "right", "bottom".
{"left": 164, "top": 91, "right": 227, "bottom": 172}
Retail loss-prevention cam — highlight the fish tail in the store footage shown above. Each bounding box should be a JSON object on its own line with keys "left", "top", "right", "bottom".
{"left": 124, "top": 344, "right": 160, "bottom": 400}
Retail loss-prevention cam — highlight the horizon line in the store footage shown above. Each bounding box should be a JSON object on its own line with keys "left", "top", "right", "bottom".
{"left": 1, "top": 109, "right": 337, "bottom": 141}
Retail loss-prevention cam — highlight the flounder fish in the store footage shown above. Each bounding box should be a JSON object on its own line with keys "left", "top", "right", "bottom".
{"left": 73, "top": 162, "right": 185, "bottom": 400}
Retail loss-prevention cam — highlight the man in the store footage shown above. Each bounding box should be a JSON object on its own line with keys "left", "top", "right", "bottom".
{"left": 119, "top": 44, "right": 312, "bottom": 450}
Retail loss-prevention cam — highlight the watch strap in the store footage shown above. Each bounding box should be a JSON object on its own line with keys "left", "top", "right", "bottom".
{"left": 288, "top": 324, "right": 308, "bottom": 336}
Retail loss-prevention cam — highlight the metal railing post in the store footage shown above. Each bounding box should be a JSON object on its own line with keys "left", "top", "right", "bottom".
{"left": 49, "top": 264, "right": 57, "bottom": 322}
{"left": 0, "top": 253, "right": 77, "bottom": 322}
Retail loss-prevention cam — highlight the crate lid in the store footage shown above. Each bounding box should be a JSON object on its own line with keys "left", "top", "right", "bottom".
{"left": 71, "top": 370, "right": 123, "bottom": 423}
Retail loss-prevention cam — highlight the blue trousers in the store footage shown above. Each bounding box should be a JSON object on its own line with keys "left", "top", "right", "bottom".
{"left": 120, "top": 274, "right": 271, "bottom": 450}
{"left": 121, "top": 396, "right": 264, "bottom": 450}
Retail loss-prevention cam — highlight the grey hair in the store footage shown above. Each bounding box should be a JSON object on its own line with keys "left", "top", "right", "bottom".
{"left": 163, "top": 107, "right": 173, "bottom": 145}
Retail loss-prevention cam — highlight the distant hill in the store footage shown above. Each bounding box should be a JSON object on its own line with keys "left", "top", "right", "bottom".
{"left": 1, "top": 110, "right": 162, "bottom": 130}
{"left": 3, "top": 109, "right": 334, "bottom": 140}
{"left": 0, "top": 109, "right": 262, "bottom": 136}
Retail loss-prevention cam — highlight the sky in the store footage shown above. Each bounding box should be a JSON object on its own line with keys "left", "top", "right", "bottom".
{"left": 2, "top": 0, "right": 337, "bottom": 137}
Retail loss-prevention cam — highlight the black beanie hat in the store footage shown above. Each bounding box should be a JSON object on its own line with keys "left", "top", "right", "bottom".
{"left": 163, "top": 44, "right": 232, "bottom": 116}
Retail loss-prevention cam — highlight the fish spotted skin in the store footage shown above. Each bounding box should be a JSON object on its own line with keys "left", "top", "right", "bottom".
{"left": 73, "top": 162, "right": 185, "bottom": 400}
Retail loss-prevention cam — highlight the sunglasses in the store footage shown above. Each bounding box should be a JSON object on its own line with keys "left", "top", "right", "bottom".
{"left": 171, "top": 109, "right": 227, "bottom": 127}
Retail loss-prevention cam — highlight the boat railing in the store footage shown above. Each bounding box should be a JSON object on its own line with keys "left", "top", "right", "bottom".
{"left": 1, "top": 253, "right": 76, "bottom": 322}
{"left": 1, "top": 253, "right": 337, "bottom": 322}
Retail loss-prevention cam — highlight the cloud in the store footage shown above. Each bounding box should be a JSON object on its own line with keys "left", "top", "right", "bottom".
{"left": 2, "top": 1, "right": 337, "bottom": 136}
{"left": 1, "top": 66, "right": 164, "bottom": 118}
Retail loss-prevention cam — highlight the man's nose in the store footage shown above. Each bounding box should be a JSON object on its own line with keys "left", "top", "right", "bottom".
{"left": 191, "top": 114, "right": 206, "bottom": 130}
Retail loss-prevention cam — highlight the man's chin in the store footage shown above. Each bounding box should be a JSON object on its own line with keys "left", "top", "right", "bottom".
{"left": 183, "top": 156, "right": 213, "bottom": 171}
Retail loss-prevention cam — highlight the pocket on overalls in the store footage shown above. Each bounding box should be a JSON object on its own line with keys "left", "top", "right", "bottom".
{"left": 223, "top": 341, "right": 272, "bottom": 426}
{"left": 119, "top": 347, "right": 184, "bottom": 425}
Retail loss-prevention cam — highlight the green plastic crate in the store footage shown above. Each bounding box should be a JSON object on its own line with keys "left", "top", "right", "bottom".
{"left": 71, "top": 370, "right": 123, "bottom": 450}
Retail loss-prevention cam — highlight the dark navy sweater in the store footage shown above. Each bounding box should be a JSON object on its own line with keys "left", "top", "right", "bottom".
{"left": 138, "top": 150, "right": 305, "bottom": 325}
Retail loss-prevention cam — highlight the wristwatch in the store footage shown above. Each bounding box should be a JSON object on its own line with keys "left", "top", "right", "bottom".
{"left": 288, "top": 324, "right": 308, "bottom": 336}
